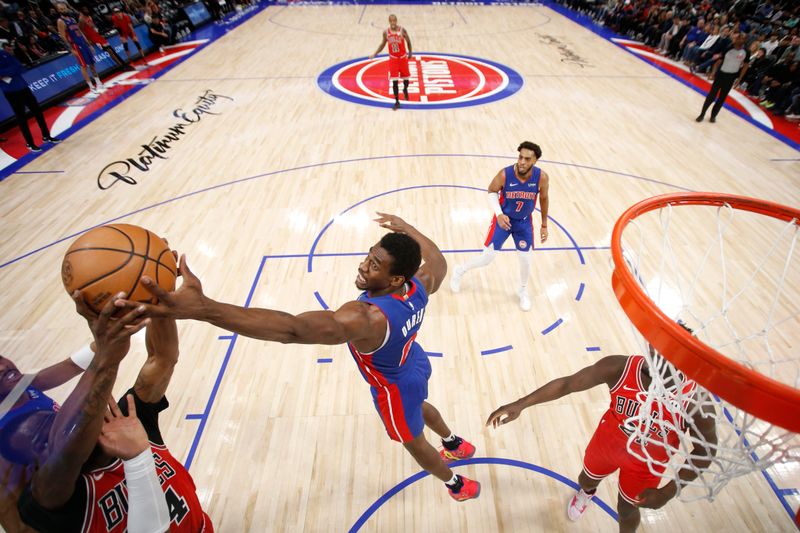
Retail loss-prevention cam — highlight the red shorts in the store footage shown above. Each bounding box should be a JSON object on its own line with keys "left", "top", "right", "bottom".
{"left": 388, "top": 56, "right": 410, "bottom": 79}
{"left": 582, "top": 418, "right": 665, "bottom": 504}
{"left": 117, "top": 26, "right": 135, "bottom": 39}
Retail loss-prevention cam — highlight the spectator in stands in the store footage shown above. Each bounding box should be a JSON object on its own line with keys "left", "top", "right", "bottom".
{"left": 0, "top": 39, "right": 61, "bottom": 151}
{"left": 693, "top": 25, "right": 733, "bottom": 73}
{"left": 148, "top": 13, "right": 169, "bottom": 53}
{"left": 26, "top": 34, "right": 46, "bottom": 60}
{"left": 0, "top": 18, "right": 12, "bottom": 42}
{"left": 111, "top": 6, "right": 144, "bottom": 64}
{"left": 667, "top": 17, "right": 692, "bottom": 57}
{"left": 762, "top": 32, "right": 780, "bottom": 55}
{"left": 12, "top": 38, "right": 37, "bottom": 65}
{"left": 656, "top": 16, "right": 684, "bottom": 55}
{"left": 760, "top": 59, "right": 798, "bottom": 109}
{"left": 679, "top": 18, "right": 708, "bottom": 62}
{"left": 686, "top": 23, "right": 720, "bottom": 64}
{"left": 9, "top": 10, "right": 26, "bottom": 40}
{"left": 742, "top": 47, "right": 774, "bottom": 94}
{"left": 780, "top": 35, "right": 800, "bottom": 62}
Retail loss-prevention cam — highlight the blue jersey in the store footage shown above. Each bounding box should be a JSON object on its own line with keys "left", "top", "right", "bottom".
{"left": 60, "top": 15, "right": 89, "bottom": 47}
{"left": 500, "top": 165, "right": 541, "bottom": 220}
{"left": 348, "top": 277, "right": 428, "bottom": 386}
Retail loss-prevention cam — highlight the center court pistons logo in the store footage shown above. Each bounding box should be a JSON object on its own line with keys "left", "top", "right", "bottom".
{"left": 318, "top": 53, "right": 523, "bottom": 110}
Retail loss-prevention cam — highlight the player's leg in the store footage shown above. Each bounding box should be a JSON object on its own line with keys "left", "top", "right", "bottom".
{"left": 568, "top": 427, "right": 617, "bottom": 521}
{"left": 400, "top": 57, "right": 410, "bottom": 100}
{"left": 132, "top": 35, "right": 144, "bottom": 59}
{"left": 512, "top": 220, "right": 534, "bottom": 311}
{"left": 450, "top": 216, "right": 507, "bottom": 292}
{"left": 7, "top": 89, "right": 38, "bottom": 149}
{"left": 616, "top": 495, "right": 641, "bottom": 533}
{"left": 401, "top": 434, "right": 479, "bottom": 501}
{"left": 392, "top": 80, "right": 400, "bottom": 105}
{"left": 120, "top": 37, "right": 131, "bottom": 61}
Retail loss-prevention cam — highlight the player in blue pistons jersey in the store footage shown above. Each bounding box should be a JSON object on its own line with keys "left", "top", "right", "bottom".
{"left": 124, "top": 213, "right": 481, "bottom": 502}
{"left": 450, "top": 141, "right": 551, "bottom": 311}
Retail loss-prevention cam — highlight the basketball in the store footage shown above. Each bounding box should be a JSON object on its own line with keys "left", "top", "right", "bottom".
{"left": 61, "top": 224, "right": 177, "bottom": 313}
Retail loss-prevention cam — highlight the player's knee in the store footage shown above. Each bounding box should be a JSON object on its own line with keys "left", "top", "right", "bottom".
{"left": 616, "top": 495, "right": 639, "bottom": 520}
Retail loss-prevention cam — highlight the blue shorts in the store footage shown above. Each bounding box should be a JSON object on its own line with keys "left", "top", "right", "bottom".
{"left": 484, "top": 215, "right": 534, "bottom": 251}
{"left": 72, "top": 41, "right": 95, "bottom": 68}
{"left": 370, "top": 353, "right": 431, "bottom": 443}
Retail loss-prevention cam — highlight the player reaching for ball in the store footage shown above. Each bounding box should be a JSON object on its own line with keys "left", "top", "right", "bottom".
{"left": 17, "top": 292, "right": 214, "bottom": 532}
{"left": 120, "top": 213, "right": 482, "bottom": 502}
{"left": 486, "top": 346, "right": 717, "bottom": 533}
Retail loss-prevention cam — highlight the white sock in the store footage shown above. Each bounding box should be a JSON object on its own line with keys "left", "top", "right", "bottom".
{"left": 518, "top": 250, "right": 532, "bottom": 291}
{"left": 442, "top": 433, "right": 457, "bottom": 443}
{"left": 445, "top": 473, "right": 459, "bottom": 486}
{"left": 461, "top": 246, "right": 496, "bottom": 272}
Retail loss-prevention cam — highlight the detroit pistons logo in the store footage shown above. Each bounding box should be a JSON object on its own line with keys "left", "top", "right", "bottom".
{"left": 318, "top": 53, "right": 523, "bottom": 109}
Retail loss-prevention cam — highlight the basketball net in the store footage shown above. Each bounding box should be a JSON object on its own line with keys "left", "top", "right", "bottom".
{"left": 611, "top": 194, "right": 799, "bottom": 502}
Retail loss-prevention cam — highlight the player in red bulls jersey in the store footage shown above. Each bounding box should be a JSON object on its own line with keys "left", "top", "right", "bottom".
{"left": 122, "top": 213, "right": 481, "bottom": 502}
{"left": 111, "top": 7, "right": 144, "bottom": 65}
{"left": 369, "top": 14, "right": 412, "bottom": 110}
{"left": 17, "top": 293, "right": 213, "bottom": 532}
{"left": 450, "top": 141, "right": 550, "bottom": 311}
{"left": 78, "top": 7, "right": 130, "bottom": 70}
{"left": 486, "top": 341, "right": 717, "bottom": 532}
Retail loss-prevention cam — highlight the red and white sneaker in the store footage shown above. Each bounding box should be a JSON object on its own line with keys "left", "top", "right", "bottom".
{"left": 439, "top": 438, "right": 476, "bottom": 463}
{"left": 567, "top": 489, "right": 595, "bottom": 521}
{"left": 448, "top": 475, "right": 481, "bottom": 502}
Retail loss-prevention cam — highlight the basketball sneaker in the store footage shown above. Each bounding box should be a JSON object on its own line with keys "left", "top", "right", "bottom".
{"left": 567, "top": 489, "right": 594, "bottom": 521}
{"left": 449, "top": 266, "right": 465, "bottom": 293}
{"left": 440, "top": 437, "right": 476, "bottom": 463}
{"left": 448, "top": 475, "right": 481, "bottom": 502}
{"left": 518, "top": 289, "right": 531, "bottom": 311}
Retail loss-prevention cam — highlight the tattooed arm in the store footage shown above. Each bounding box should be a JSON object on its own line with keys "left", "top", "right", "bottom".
{"left": 29, "top": 293, "right": 148, "bottom": 509}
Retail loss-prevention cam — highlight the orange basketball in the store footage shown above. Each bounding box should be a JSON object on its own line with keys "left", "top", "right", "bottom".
{"left": 61, "top": 224, "right": 177, "bottom": 313}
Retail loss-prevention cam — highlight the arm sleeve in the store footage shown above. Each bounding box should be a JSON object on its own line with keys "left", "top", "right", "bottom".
{"left": 123, "top": 449, "right": 171, "bottom": 533}
{"left": 487, "top": 192, "right": 503, "bottom": 216}
{"left": 117, "top": 388, "right": 169, "bottom": 446}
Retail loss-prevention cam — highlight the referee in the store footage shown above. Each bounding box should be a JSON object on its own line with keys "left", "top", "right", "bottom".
{"left": 696, "top": 32, "right": 749, "bottom": 123}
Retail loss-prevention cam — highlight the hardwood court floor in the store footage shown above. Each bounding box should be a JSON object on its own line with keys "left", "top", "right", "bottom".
{"left": 1, "top": 2, "right": 798, "bottom": 532}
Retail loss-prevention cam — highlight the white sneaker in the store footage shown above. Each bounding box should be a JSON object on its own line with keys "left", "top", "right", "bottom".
{"left": 518, "top": 289, "right": 531, "bottom": 311}
{"left": 567, "top": 489, "right": 594, "bottom": 521}
{"left": 450, "top": 266, "right": 465, "bottom": 293}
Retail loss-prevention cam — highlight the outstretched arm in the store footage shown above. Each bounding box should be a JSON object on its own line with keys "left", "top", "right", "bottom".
{"left": 486, "top": 355, "right": 626, "bottom": 427}
{"left": 539, "top": 170, "right": 550, "bottom": 243}
{"left": 369, "top": 31, "right": 387, "bottom": 59}
{"left": 31, "top": 293, "right": 147, "bottom": 509}
{"left": 120, "top": 261, "right": 373, "bottom": 346}
{"left": 374, "top": 213, "right": 447, "bottom": 295}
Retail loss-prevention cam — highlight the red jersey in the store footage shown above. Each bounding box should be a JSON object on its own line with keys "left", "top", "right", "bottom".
{"left": 111, "top": 12, "right": 133, "bottom": 32}
{"left": 600, "top": 355, "right": 694, "bottom": 463}
{"left": 386, "top": 27, "right": 407, "bottom": 58}
{"left": 18, "top": 390, "right": 213, "bottom": 533}
{"left": 79, "top": 14, "right": 106, "bottom": 46}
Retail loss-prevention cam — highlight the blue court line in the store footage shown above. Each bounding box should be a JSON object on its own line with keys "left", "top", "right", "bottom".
{"left": 348, "top": 456, "right": 618, "bottom": 532}
{"left": 575, "top": 282, "right": 585, "bottom": 301}
{"left": 218, "top": 334, "right": 234, "bottom": 340}
{"left": 770, "top": 158, "right": 800, "bottom": 162}
{"left": 183, "top": 254, "right": 267, "bottom": 471}
{"left": 264, "top": 246, "right": 609, "bottom": 261}
{"left": 586, "top": 346, "right": 601, "bottom": 352}
{"left": 0, "top": 154, "right": 682, "bottom": 271}
{"left": 426, "top": 352, "right": 444, "bottom": 358}
{"left": 718, "top": 398, "right": 797, "bottom": 522}
{"left": 541, "top": 318, "right": 563, "bottom": 335}
{"left": 778, "top": 488, "right": 799, "bottom": 496}
{"left": 157, "top": 75, "right": 315, "bottom": 82}
{"left": 524, "top": 73, "right": 665, "bottom": 79}
{"left": 357, "top": 4, "right": 366, "bottom": 24}
{"left": 12, "top": 170, "right": 65, "bottom": 174}
{"left": 481, "top": 345, "right": 513, "bottom": 356}
{"left": 314, "top": 291, "right": 329, "bottom": 310}
{"left": 541, "top": 0, "right": 800, "bottom": 152}
{"left": 185, "top": 414, "right": 203, "bottom": 420}
{"left": 317, "top": 358, "right": 333, "bottom": 364}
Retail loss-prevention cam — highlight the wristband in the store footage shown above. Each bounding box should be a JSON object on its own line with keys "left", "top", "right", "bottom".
{"left": 70, "top": 344, "right": 95, "bottom": 370}
{"left": 487, "top": 192, "right": 503, "bottom": 217}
